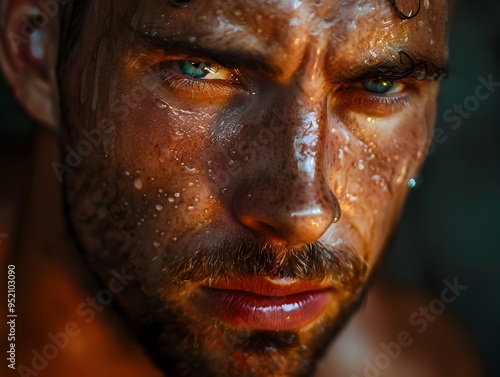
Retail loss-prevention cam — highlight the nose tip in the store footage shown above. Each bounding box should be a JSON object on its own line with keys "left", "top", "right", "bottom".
{"left": 233, "top": 185, "right": 340, "bottom": 246}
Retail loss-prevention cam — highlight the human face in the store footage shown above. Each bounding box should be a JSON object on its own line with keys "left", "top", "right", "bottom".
{"left": 59, "top": 0, "right": 450, "bottom": 376}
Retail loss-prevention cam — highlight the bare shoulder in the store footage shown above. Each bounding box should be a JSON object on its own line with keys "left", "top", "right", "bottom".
{"left": 315, "top": 276, "right": 485, "bottom": 377}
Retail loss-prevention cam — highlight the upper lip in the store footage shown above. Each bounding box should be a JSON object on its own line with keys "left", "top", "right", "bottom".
{"left": 203, "top": 277, "right": 331, "bottom": 297}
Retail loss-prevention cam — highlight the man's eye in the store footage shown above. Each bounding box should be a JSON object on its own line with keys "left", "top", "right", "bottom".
{"left": 175, "top": 60, "right": 232, "bottom": 81}
{"left": 147, "top": 59, "right": 246, "bottom": 101}
{"left": 333, "top": 78, "right": 412, "bottom": 117}
{"left": 362, "top": 79, "right": 404, "bottom": 94}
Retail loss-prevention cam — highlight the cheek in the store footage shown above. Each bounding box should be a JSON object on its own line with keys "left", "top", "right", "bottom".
{"left": 327, "top": 94, "right": 436, "bottom": 260}
{"left": 107, "top": 68, "right": 249, "bottom": 255}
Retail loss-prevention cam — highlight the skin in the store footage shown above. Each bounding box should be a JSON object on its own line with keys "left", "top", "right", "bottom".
{"left": 0, "top": 0, "right": 462, "bottom": 376}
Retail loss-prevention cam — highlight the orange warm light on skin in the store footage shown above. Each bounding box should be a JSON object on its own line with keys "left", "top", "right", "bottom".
{"left": 0, "top": 0, "right": 459, "bottom": 376}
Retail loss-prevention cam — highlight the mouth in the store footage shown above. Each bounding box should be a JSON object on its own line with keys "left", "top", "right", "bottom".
{"left": 197, "top": 277, "right": 334, "bottom": 331}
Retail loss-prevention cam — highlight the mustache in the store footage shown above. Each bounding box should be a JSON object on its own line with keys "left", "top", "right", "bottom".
{"left": 166, "top": 239, "right": 368, "bottom": 293}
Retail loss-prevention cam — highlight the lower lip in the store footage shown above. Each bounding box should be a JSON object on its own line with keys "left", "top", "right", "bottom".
{"left": 198, "top": 287, "right": 332, "bottom": 331}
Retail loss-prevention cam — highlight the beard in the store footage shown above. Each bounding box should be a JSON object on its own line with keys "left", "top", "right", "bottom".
{"left": 59, "top": 117, "right": 370, "bottom": 376}
{"left": 64, "top": 173, "right": 368, "bottom": 377}
{"left": 103, "top": 236, "right": 369, "bottom": 377}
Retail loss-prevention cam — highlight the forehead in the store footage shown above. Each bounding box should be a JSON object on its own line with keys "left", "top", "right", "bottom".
{"left": 106, "top": 0, "right": 449, "bottom": 79}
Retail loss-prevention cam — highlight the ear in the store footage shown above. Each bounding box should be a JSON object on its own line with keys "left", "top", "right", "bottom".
{"left": 0, "top": 0, "right": 61, "bottom": 129}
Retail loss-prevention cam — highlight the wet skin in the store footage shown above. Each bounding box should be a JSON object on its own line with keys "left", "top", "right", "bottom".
{"left": 58, "top": 0, "right": 450, "bottom": 376}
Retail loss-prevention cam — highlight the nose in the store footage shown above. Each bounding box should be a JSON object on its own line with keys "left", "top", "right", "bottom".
{"left": 232, "top": 95, "right": 340, "bottom": 246}
{"left": 233, "top": 181, "right": 340, "bottom": 246}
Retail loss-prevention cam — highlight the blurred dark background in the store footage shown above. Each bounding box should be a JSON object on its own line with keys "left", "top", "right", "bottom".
{"left": 0, "top": 1, "right": 499, "bottom": 376}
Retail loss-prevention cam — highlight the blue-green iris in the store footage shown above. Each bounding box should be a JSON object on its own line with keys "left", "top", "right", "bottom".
{"left": 178, "top": 61, "right": 211, "bottom": 78}
{"left": 362, "top": 79, "right": 397, "bottom": 94}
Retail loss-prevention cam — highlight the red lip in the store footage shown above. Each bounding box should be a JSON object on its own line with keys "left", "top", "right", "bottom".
{"left": 198, "top": 277, "right": 333, "bottom": 331}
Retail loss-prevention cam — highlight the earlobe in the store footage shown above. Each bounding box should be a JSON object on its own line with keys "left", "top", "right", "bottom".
{"left": 0, "top": 0, "right": 61, "bottom": 129}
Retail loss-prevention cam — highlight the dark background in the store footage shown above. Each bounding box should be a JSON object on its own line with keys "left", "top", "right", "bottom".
{"left": 1, "top": 1, "right": 499, "bottom": 376}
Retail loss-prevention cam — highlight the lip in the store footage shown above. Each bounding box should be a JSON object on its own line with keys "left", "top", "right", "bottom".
{"left": 198, "top": 277, "right": 333, "bottom": 331}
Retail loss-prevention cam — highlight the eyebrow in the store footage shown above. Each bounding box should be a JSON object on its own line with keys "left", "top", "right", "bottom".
{"left": 131, "top": 29, "right": 284, "bottom": 77}
{"left": 132, "top": 29, "right": 448, "bottom": 84}
{"left": 337, "top": 51, "right": 449, "bottom": 83}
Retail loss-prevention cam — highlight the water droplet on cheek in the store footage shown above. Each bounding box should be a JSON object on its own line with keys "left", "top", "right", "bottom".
{"left": 134, "top": 178, "right": 143, "bottom": 190}
{"left": 155, "top": 99, "right": 168, "bottom": 109}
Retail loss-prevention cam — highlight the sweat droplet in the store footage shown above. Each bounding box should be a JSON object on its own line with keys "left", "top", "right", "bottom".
{"left": 134, "top": 178, "right": 143, "bottom": 190}
{"left": 391, "top": 0, "right": 421, "bottom": 19}
{"left": 156, "top": 204, "right": 164, "bottom": 211}
{"left": 153, "top": 241, "right": 161, "bottom": 248}
{"left": 408, "top": 178, "right": 417, "bottom": 188}
{"left": 156, "top": 99, "right": 168, "bottom": 109}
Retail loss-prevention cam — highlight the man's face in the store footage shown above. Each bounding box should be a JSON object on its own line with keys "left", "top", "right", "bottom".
{"left": 59, "top": 0, "right": 449, "bottom": 376}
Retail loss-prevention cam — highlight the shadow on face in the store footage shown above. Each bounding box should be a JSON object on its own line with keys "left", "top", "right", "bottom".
{"left": 46, "top": 0, "right": 453, "bottom": 376}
